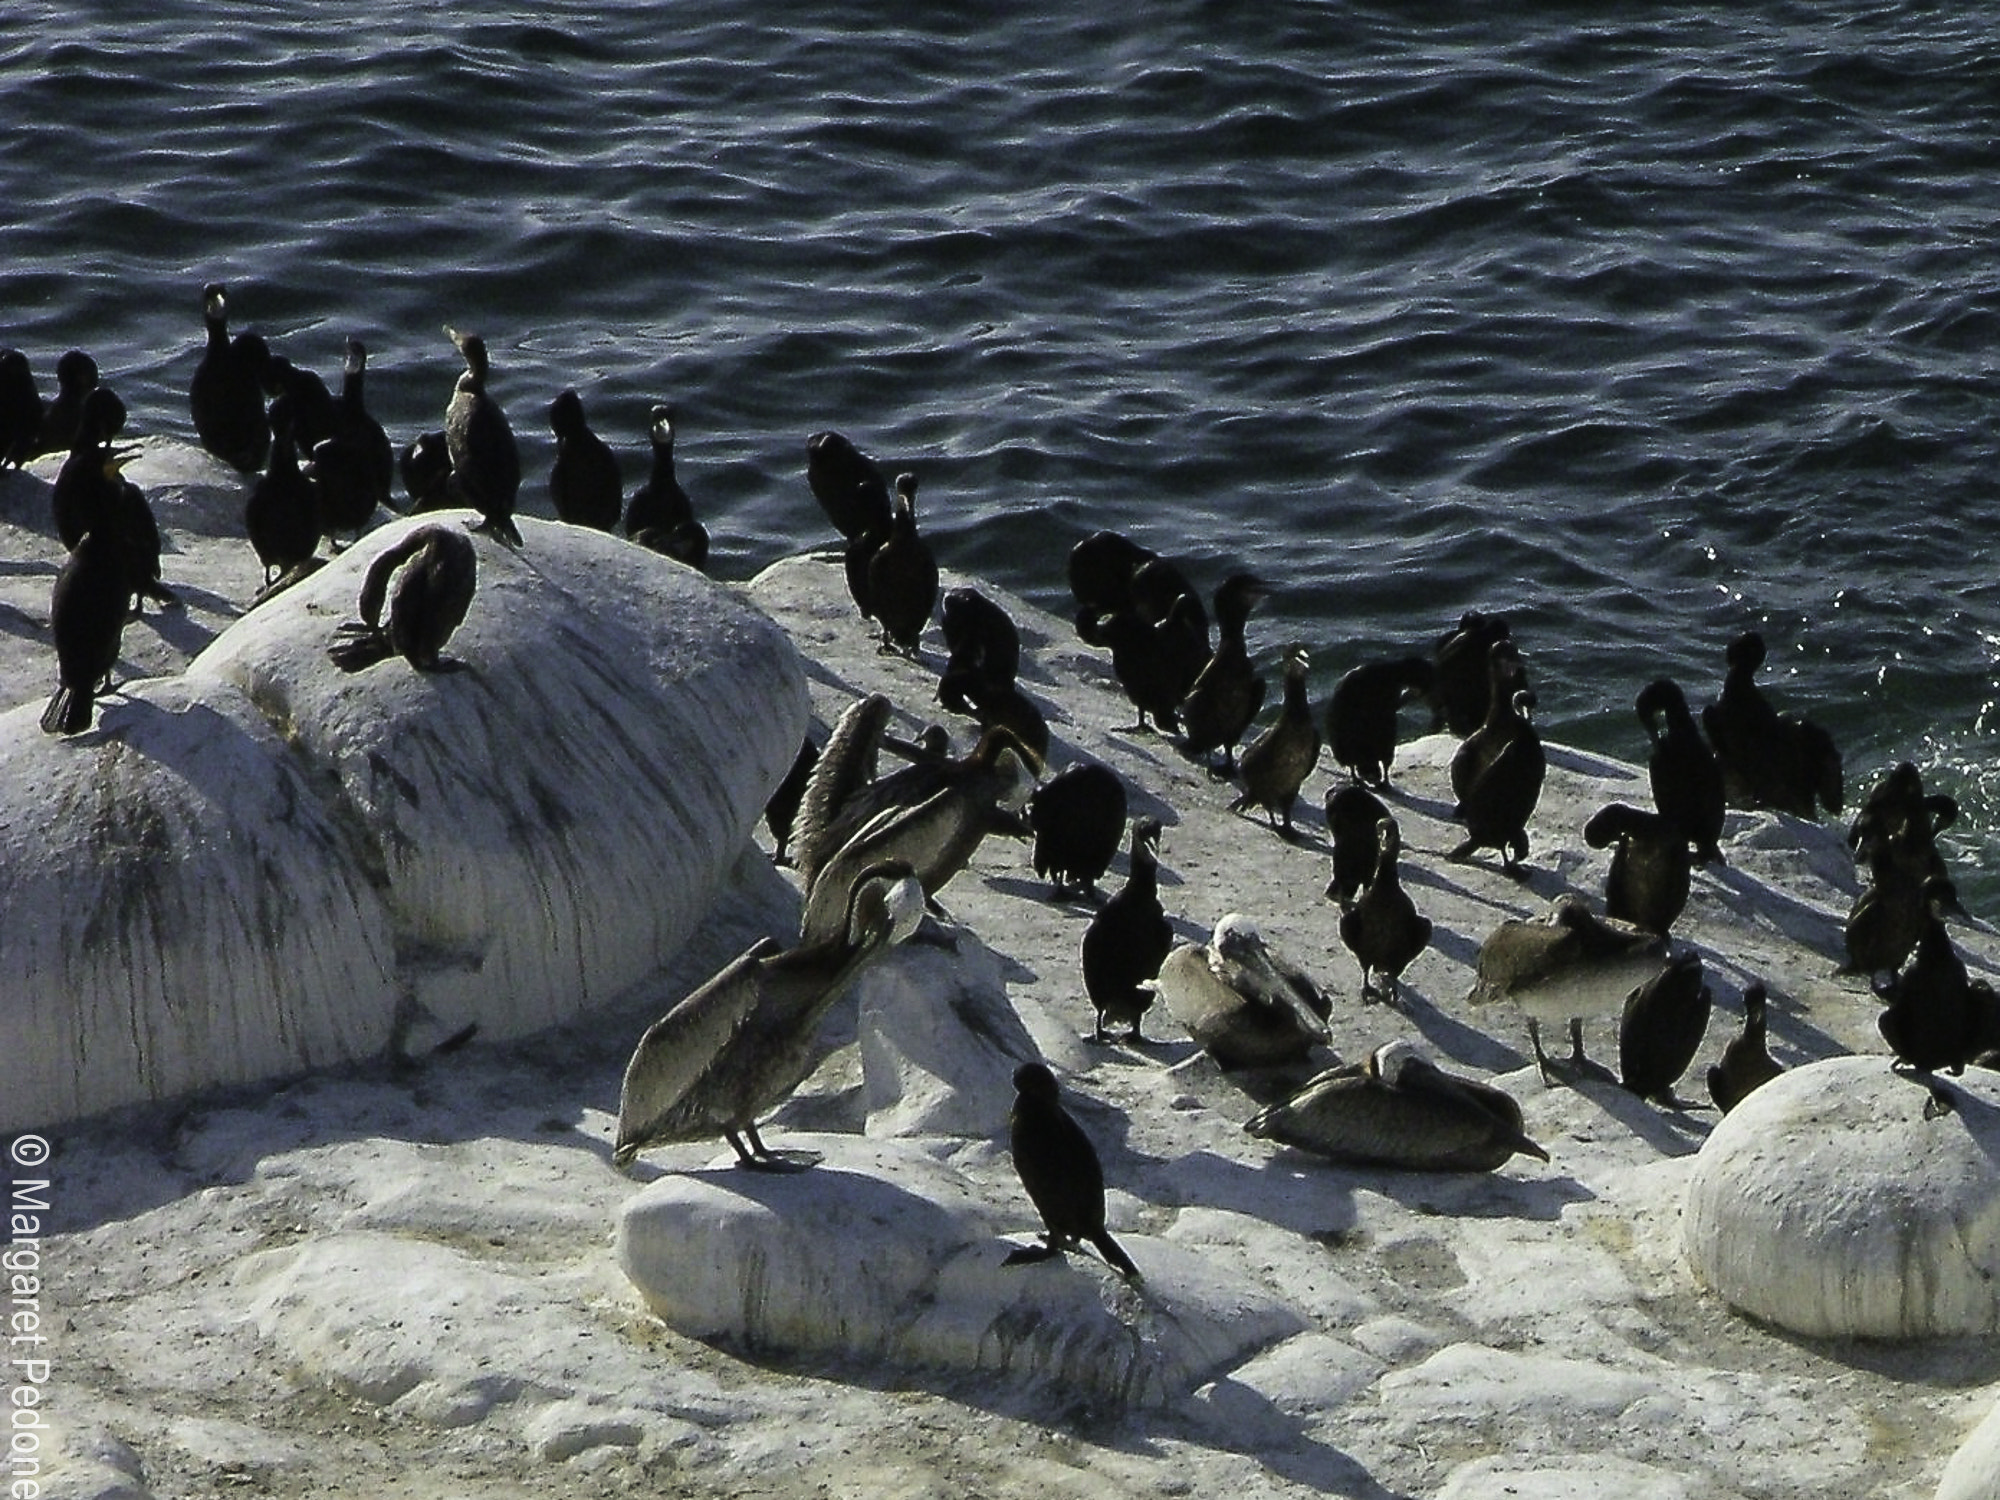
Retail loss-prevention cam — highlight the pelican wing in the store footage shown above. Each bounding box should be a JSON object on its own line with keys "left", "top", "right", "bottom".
{"left": 794, "top": 693, "right": 891, "bottom": 884}
{"left": 614, "top": 939, "right": 779, "bottom": 1161}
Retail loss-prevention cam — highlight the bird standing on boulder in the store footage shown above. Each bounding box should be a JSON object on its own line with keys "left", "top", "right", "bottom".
{"left": 625, "top": 405, "right": 709, "bottom": 566}
{"left": 546, "top": 388, "right": 623, "bottom": 531}
{"left": 1179, "top": 572, "right": 1268, "bottom": 774}
{"left": 442, "top": 326, "right": 522, "bottom": 546}
{"left": 188, "top": 283, "right": 270, "bottom": 473}
{"left": 311, "top": 338, "right": 395, "bottom": 547}
{"left": 1327, "top": 654, "right": 1433, "bottom": 789}
{"left": 1002, "top": 1062, "right": 1142, "bottom": 1281}
{"left": 1449, "top": 643, "right": 1543, "bottom": 872}
{"left": 1636, "top": 677, "right": 1726, "bottom": 864}
{"left": 865, "top": 472, "right": 939, "bottom": 656}
{"left": 328, "top": 525, "right": 479, "bottom": 673}
{"left": 40, "top": 529, "right": 130, "bottom": 735}
{"left": 614, "top": 861, "right": 928, "bottom": 1171}
{"left": 244, "top": 395, "right": 322, "bottom": 592}
{"left": 1340, "top": 817, "right": 1432, "bottom": 1005}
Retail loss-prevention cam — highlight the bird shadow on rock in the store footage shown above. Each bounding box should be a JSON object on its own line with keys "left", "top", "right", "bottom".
{"left": 1342, "top": 1156, "right": 1598, "bottom": 1223}
{"left": 1561, "top": 1074, "right": 1715, "bottom": 1157}
{"left": 0, "top": 600, "right": 45, "bottom": 643}
{"left": 1363, "top": 985, "right": 1525, "bottom": 1075}
{"left": 1138, "top": 1145, "right": 1365, "bottom": 1240}
{"left": 134, "top": 599, "right": 226, "bottom": 659}
{"left": 1704, "top": 861, "right": 1847, "bottom": 961}
{"left": 1183, "top": 1376, "right": 1422, "bottom": 1500}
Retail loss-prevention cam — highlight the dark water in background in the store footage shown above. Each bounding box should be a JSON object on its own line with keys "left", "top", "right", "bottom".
{"left": 5, "top": 2, "right": 2000, "bottom": 887}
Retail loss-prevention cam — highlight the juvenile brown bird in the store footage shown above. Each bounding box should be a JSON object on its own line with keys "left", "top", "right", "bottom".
{"left": 1231, "top": 643, "right": 1319, "bottom": 834}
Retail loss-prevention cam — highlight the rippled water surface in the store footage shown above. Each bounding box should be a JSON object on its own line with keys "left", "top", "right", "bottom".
{"left": 5, "top": 2, "right": 2000, "bottom": 885}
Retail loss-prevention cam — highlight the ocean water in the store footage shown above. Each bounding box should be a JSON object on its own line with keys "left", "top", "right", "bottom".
{"left": 4, "top": 2, "right": 1999, "bottom": 890}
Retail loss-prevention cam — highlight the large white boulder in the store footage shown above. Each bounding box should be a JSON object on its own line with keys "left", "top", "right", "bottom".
{"left": 856, "top": 932, "right": 1040, "bottom": 1139}
{"left": 1, "top": 515, "right": 806, "bottom": 1132}
{"left": 1938, "top": 1394, "right": 2000, "bottom": 1500}
{"left": 1682, "top": 1054, "right": 2000, "bottom": 1338}
{"left": 616, "top": 1133, "right": 1306, "bottom": 1409}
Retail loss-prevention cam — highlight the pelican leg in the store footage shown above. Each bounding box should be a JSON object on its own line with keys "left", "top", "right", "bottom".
{"left": 732, "top": 1123, "right": 821, "bottom": 1173}
{"left": 1563, "top": 1017, "right": 1616, "bottom": 1084}
{"left": 1528, "top": 1019, "right": 1557, "bottom": 1085}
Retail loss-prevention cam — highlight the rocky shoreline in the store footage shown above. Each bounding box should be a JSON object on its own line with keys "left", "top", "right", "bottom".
{"left": 6, "top": 443, "right": 2000, "bottom": 1499}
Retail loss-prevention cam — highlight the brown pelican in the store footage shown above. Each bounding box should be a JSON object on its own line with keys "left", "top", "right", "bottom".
{"left": 1153, "top": 913, "right": 1332, "bottom": 1068}
{"left": 612, "top": 861, "right": 926, "bottom": 1171}
{"left": 1468, "top": 896, "right": 1668, "bottom": 1083}
{"left": 1246, "top": 1040, "right": 1550, "bottom": 1172}
{"left": 798, "top": 728, "right": 1035, "bottom": 946}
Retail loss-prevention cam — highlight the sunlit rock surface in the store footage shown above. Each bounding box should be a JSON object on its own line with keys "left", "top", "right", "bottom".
{"left": 1683, "top": 1054, "right": 2000, "bottom": 1338}
{"left": 1, "top": 506, "right": 806, "bottom": 1131}
{"left": 615, "top": 1132, "right": 1305, "bottom": 1409}
{"left": 1937, "top": 1395, "right": 2000, "bottom": 1500}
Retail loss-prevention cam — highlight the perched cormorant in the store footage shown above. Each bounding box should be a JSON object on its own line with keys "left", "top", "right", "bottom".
{"left": 805, "top": 429, "right": 892, "bottom": 541}
{"left": 34, "top": 349, "right": 101, "bottom": 459}
{"left": 310, "top": 338, "right": 395, "bottom": 545}
{"left": 1080, "top": 816, "right": 1171, "bottom": 1041}
{"left": 625, "top": 405, "right": 709, "bottom": 565}
{"left": 938, "top": 586, "right": 1022, "bottom": 692}
{"left": 1636, "top": 677, "right": 1726, "bottom": 864}
{"left": 1002, "top": 1062, "right": 1141, "bottom": 1280}
{"left": 1617, "top": 951, "right": 1711, "bottom": 1105}
{"left": 1066, "top": 528, "right": 1155, "bottom": 644}
{"left": 1876, "top": 878, "right": 1989, "bottom": 1082}
{"left": 1428, "top": 610, "right": 1513, "bottom": 736}
{"left": 1340, "top": 817, "right": 1432, "bottom": 1005}
{"left": 1026, "top": 759, "right": 1127, "bottom": 899}
{"left": 1231, "top": 643, "right": 1319, "bottom": 833}
{"left": 613, "top": 861, "right": 927, "bottom": 1170}
{"left": 1701, "top": 631, "right": 1843, "bottom": 819}
{"left": 1246, "top": 1041, "right": 1549, "bottom": 1173}
{"left": 187, "top": 283, "right": 269, "bottom": 472}
{"left": 40, "top": 529, "right": 129, "bottom": 735}
{"left": 244, "top": 396, "right": 321, "bottom": 592}
{"left": 0, "top": 348, "right": 45, "bottom": 468}
{"left": 1327, "top": 655, "right": 1434, "bottom": 788}
{"left": 400, "top": 430, "right": 454, "bottom": 512}
{"left": 327, "top": 525, "right": 479, "bottom": 673}
{"left": 546, "top": 388, "right": 623, "bottom": 531}
{"left": 1179, "top": 572, "right": 1268, "bottom": 775}
{"left": 442, "top": 326, "right": 522, "bottom": 546}
{"left": 1706, "top": 983, "right": 1784, "bottom": 1114}
{"left": 1154, "top": 914, "right": 1332, "bottom": 1069}
{"left": 1101, "top": 592, "right": 1207, "bottom": 734}
{"left": 1583, "top": 802, "right": 1692, "bottom": 936}
{"left": 866, "top": 473, "right": 939, "bottom": 656}
{"left": 1449, "top": 647, "right": 1544, "bottom": 872}
{"left": 1323, "top": 783, "right": 1391, "bottom": 910}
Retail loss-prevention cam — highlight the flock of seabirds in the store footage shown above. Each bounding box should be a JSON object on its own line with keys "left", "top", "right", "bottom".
{"left": 5, "top": 282, "right": 2000, "bottom": 1283}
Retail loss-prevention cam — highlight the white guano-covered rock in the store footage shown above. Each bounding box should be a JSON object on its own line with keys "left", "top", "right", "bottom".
{"left": 616, "top": 1134, "right": 1306, "bottom": 1409}
{"left": 0, "top": 677, "right": 398, "bottom": 1133}
{"left": 1682, "top": 1054, "right": 2000, "bottom": 1338}
{"left": 1937, "top": 1394, "right": 2000, "bottom": 1500}
{"left": 1, "top": 514, "right": 806, "bottom": 1132}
